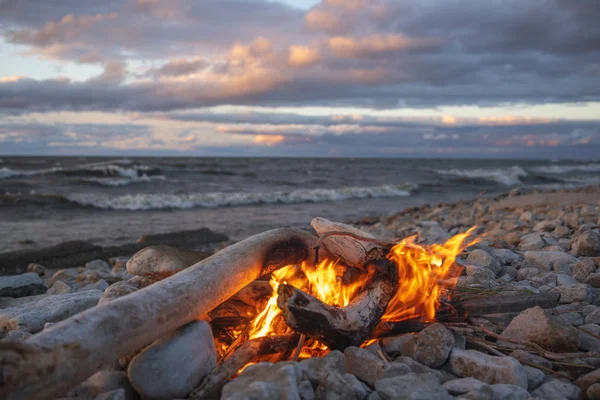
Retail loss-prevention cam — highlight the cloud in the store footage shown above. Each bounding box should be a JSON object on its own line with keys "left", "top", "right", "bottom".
{"left": 0, "top": 0, "right": 599, "bottom": 159}
{"left": 144, "top": 57, "right": 208, "bottom": 78}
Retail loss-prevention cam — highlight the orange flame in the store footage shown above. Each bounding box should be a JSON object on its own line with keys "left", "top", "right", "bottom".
{"left": 382, "top": 226, "right": 479, "bottom": 321}
{"left": 246, "top": 227, "right": 478, "bottom": 347}
{"left": 248, "top": 259, "right": 372, "bottom": 339}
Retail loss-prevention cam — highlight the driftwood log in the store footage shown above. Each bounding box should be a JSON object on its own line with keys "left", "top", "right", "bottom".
{"left": 372, "top": 292, "right": 562, "bottom": 337}
{"left": 0, "top": 228, "right": 320, "bottom": 400}
{"left": 189, "top": 333, "right": 299, "bottom": 400}
{"left": 311, "top": 217, "right": 391, "bottom": 268}
{"left": 277, "top": 260, "right": 397, "bottom": 350}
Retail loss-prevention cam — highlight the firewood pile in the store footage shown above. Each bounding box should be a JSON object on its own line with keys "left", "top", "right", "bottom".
{"left": 1, "top": 217, "right": 596, "bottom": 400}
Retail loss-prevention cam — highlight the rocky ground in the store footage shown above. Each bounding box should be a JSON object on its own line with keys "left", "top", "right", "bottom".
{"left": 1, "top": 185, "right": 600, "bottom": 400}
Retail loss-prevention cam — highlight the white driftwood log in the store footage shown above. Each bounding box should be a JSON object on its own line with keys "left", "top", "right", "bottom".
{"left": 0, "top": 228, "right": 320, "bottom": 400}
{"left": 311, "top": 217, "right": 391, "bottom": 268}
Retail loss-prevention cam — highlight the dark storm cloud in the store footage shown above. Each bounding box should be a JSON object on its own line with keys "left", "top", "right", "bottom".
{"left": 1, "top": 0, "right": 599, "bottom": 110}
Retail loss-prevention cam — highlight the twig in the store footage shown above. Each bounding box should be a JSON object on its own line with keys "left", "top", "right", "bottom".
{"left": 291, "top": 334, "right": 306, "bottom": 361}
{"left": 466, "top": 336, "right": 505, "bottom": 357}
{"left": 467, "top": 336, "right": 574, "bottom": 381}
{"left": 579, "top": 326, "right": 600, "bottom": 341}
{"left": 471, "top": 325, "right": 600, "bottom": 360}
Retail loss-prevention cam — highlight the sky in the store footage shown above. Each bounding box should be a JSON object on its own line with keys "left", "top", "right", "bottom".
{"left": 0, "top": 0, "right": 599, "bottom": 158}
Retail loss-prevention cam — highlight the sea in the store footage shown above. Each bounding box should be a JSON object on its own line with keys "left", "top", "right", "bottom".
{"left": 1, "top": 157, "right": 599, "bottom": 253}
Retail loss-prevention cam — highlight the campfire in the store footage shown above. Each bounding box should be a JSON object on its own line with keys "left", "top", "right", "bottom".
{"left": 192, "top": 220, "right": 479, "bottom": 398}
{"left": 1, "top": 218, "right": 565, "bottom": 400}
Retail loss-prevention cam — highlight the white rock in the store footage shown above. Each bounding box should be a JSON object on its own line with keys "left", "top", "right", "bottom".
{"left": 374, "top": 372, "right": 453, "bottom": 400}
{"left": 519, "top": 234, "right": 545, "bottom": 251}
{"left": 490, "top": 384, "right": 531, "bottom": 400}
{"left": 222, "top": 362, "right": 301, "bottom": 400}
{"left": 449, "top": 349, "right": 528, "bottom": 388}
{"left": 443, "top": 378, "right": 491, "bottom": 395}
{"left": 0, "top": 273, "right": 45, "bottom": 298}
{"left": 572, "top": 259, "right": 597, "bottom": 283}
{"left": 585, "top": 308, "right": 600, "bottom": 325}
{"left": 344, "top": 346, "right": 386, "bottom": 386}
{"left": 391, "top": 322, "right": 455, "bottom": 368}
{"left": 500, "top": 306, "right": 580, "bottom": 352}
{"left": 579, "top": 324, "right": 600, "bottom": 352}
{"left": 523, "top": 366, "right": 545, "bottom": 391}
{"left": 467, "top": 250, "right": 502, "bottom": 275}
{"left": 0, "top": 290, "right": 102, "bottom": 332}
{"left": 127, "top": 320, "right": 216, "bottom": 400}
{"left": 531, "top": 379, "right": 581, "bottom": 400}
{"left": 299, "top": 350, "right": 345, "bottom": 384}
{"left": 46, "top": 280, "right": 73, "bottom": 295}
{"left": 489, "top": 249, "right": 522, "bottom": 265}
{"left": 524, "top": 251, "right": 577, "bottom": 274}
{"left": 553, "top": 283, "right": 593, "bottom": 304}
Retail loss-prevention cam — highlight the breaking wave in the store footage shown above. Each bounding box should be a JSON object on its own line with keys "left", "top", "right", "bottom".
{"left": 531, "top": 163, "right": 600, "bottom": 174}
{"left": 432, "top": 165, "right": 528, "bottom": 186}
{"left": 65, "top": 184, "right": 415, "bottom": 210}
{"left": 0, "top": 160, "right": 160, "bottom": 180}
{"left": 79, "top": 174, "right": 166, "bottom": 187}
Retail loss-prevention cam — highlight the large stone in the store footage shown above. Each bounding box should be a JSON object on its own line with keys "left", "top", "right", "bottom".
{"left": 299, "top": 350, "right": 345, "bottom": 384}
{"left": 579, "top": 324, "right": 600, "bottom": 352}
{"left": 0, "top": 272, "right": 45, "bottom": 298}
{"left": 0, "top": 290, "right": 102, "bottom": 333}
{"left": 391, "top": 323, "right": 455, "bottom": 368}
{"left": 374, "top": 372, "right": 453, "bottom": 400}
{"left": 586, "top": 308, "right": 600, "bottom": 324}
{"left": 467, "top": 250, "right": 502, "bottom": 275}
{"left": 443, "top": 378, "right": 491, "bottom": 395}
{"left": 126, "top": 245, "right": 209, "bottom": 279}
{"left": 221, "top": 362, "right": 301, "bottom": 400}
{"left": 500, "top": 306, "right": 580, "bottom": 352}
{"left": 531, "top": 379, "right": 581, "bottom": 400}
{"left": 315, "top": 372, "right": 371, "bottom": 400}
{"left": 573, "top": 259, "right": 598, "bottom": 283}
{"left": 127, "top": 320, "right": 216, "bottom": 400}
{"left": 572, "top": 231, "right": 600, "bottom": 257}
{"left": 575, "top": 368, "right": 600, "bottom": 397}
{"left": 489, "top": 249, "right": 522, "bottom": 265}
{"left": 522, "top": 366, "right": 545, "bottom": 391}
{"left": 449, "top": 349, "right": 528, "bottom": 388}
{"left": 489, "top": 384, "right": 531, "bottom": 400}
{"left": 553, "top": 283, "right": 593, "bottom": 304}
{"left": 465, "top": 266, "right": 497, "bottom": 285}
{"left": 99, "top": 281, "right": 138, "bottom": 305}
{"left": 519, "top": 234, "right": 545, "bottom": 251}
{"left": 68, "top": 371, "right": 135, "bottom": 400}
{"left": 587, "top": 273, "right": 600, "bottom": 288}
{"left": 344, "top": 346, "right": 386, "bottom": 386}
{"left": 524, "top": 251, "right": 577, "bottom": 273}
{"left": 588, "top": 384, "right": 600, "bottom": 400}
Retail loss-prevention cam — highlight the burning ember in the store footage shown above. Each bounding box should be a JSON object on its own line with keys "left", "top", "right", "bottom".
{"left": 239, "top": 227, "right": 479, "bottom": 358}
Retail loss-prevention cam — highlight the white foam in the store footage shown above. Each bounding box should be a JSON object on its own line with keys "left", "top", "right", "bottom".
{"left": 66, "top": 184, "right": 414, "bottom": 210}
{"left": 81, "top": 174, "right": 166, "bottom": 187}
{"left": 531, "top": 163, "right": 600, "bottom": 174}
{"left": 432, "top": 165, "right": 527, "bottom": 186}
{"left": 0, "top": 160, "right": 155, "bottom": 180}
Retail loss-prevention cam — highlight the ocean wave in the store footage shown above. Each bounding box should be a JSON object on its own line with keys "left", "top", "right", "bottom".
{"left": 531, "top": 163, "right": 600, "bottom": 174}
{"left": 0, "top": 160, "right": 160, "bottom": 180}
{"left": 432, "top": 165, "right": 527, "bottom": 186}
{"left": 79, "top": 174, "right": 167, "bottom": 187}
{"left": 65, "top": 184, "right": 415, "bottom": 210}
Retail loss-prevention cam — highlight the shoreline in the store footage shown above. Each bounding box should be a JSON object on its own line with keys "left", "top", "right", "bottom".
{"left": 2, "top": 184, "right": 599, "bottom": 275}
